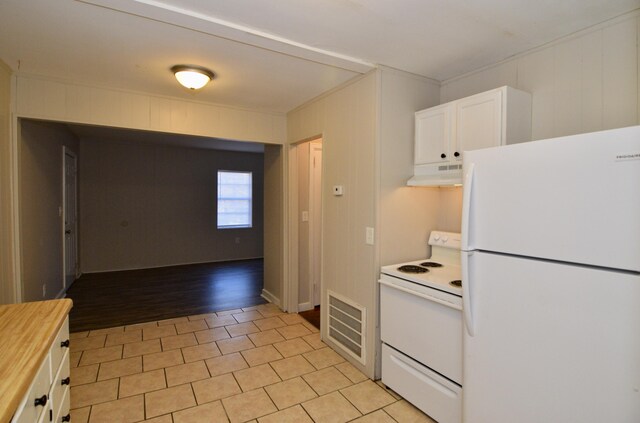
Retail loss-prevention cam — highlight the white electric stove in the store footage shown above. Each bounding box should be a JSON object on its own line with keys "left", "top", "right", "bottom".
{"left": 379, "top": 231, "right": 463, "bottom": 423}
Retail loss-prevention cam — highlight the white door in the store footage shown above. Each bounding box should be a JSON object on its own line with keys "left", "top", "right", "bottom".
{"left": 309, "top": 142, "right": 322, "bottom": 307}
{"left": 463, "top": 251, "right": 640, "bottom": 423}
{"left": 415, "top": 104, "right": 453, "bottom": 165}
{"left": 62, "top": 148, "right": 78, "bottom": 289}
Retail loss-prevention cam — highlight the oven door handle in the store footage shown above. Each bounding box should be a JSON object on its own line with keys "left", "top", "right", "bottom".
{"left": 379, "top": 279, "right": 462, "bottom": 311}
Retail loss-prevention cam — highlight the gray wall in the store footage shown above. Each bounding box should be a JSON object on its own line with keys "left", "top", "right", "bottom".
{"left": 20, "top": 119, "right": 79, "bottom": 301}
{"left": 79, "top": 138, "right": 264, "bottom": 272}
{"left": 263, "top": 144, "right": 284, "bottom": 303}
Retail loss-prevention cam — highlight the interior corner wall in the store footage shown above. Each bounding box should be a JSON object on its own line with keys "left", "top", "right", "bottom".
{"left": 79, "top": 139, "right": 264, "bottom": 272}
{"left": 441, "top": 12, "right": 640, "bottom": 140}
{"left": 0, "top": 61, "right": 13, "bottom": 304}
{"left": 263, "top": 144, "right": 284, "bottom": 304}
{"left": 19, "top": 119, "right": 79, "bottom": 302}
{"left": 378, "top": 68, "right": 442, "bottom": 266}
{"left": 287, "top": 71, "right": 378, "bottom": 377}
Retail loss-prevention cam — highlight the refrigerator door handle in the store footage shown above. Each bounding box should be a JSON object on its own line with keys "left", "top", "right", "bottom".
{"left": 461, "top": 162, "right": 475, "bottom": 251}
{"left": 462, "top": 251, "right": 475, "bottom": 336}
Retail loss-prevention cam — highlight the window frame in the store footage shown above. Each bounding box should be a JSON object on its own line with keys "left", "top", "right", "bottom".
{"left": 216, "top": 170, "right": 253, "bottom": 229}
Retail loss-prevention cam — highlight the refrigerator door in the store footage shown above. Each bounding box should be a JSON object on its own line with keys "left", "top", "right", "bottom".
{"left": 463, "top": 251, "right": 640, "bottom": 423}
{"left": 462, "top": 125, "right": 640, "bottom": 272}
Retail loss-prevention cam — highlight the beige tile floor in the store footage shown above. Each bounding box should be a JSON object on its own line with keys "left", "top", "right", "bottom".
{"left": 68, "top": 303, "right": 436, "bottom": 423}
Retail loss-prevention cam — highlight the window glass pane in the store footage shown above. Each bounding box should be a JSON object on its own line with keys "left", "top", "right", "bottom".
{"left": 217, "top": 171, "right": 252, "bottom": 228}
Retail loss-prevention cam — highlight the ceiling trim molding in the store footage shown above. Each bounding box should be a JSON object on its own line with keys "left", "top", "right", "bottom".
{"left": 77, "top": 0, "right": 376, "bottom": 74}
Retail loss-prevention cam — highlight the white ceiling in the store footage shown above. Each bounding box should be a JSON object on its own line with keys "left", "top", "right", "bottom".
{"left": 1, "top": 0, "right": 638, "bottom": 114}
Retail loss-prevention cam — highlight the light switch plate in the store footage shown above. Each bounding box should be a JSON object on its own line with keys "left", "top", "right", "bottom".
{"left": 333, "top": 185, "right": 344, "bottom": 196}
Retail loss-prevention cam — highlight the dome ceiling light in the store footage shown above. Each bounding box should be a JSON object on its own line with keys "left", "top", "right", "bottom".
{"left": 171, "top": 65, "right": 215, "bottom": 90}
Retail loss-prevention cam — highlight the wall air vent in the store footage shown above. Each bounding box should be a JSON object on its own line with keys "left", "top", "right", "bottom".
{"left": 327, "top": 290, "right": 366, "bottom": 364}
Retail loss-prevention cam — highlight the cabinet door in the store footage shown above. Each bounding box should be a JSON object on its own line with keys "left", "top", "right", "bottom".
{"left": 455, "top": 90, "right": 502, "bottom": 160}
{"left": 415, "top": 104, "right": 452, "bottom": 165}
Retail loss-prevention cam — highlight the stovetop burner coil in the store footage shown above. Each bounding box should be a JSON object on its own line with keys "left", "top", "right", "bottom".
{"left": 449, "top": 280, "right": 462, "bottom": 287}
{"left": 420, "top": 261, "right": 443, "bottom": 268}
{"left": 397, "top": 265, "right": 429, "bottom": 274}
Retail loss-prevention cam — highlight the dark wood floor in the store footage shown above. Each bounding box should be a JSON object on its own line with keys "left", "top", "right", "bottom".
{"left": 299, "top": 305, "right": 320, "bottom": 329}
{"left": 65, "top": 259, "right": 266, "bottom": 332}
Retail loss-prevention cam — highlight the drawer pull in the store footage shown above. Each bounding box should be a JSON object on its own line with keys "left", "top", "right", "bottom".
{"left": 61, "top": 376, "right": 71, "bottom": 386}
{"left": 60, "top": 339, "right": 70, "bottom": 348}
{"left": 34, "top": 394, "right": 47, "bottom": 407}
{"left": 62, "top": 414, "right": 71, "bottom": 422}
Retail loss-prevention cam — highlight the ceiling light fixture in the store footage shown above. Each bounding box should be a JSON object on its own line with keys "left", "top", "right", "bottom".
{"left": 171, "top": 65, "right": 215, "bottom": 90}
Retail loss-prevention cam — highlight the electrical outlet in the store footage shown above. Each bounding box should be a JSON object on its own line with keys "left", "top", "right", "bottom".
{"left": 366, "top": 227, "right": 375, "bottom": 245}
{"left": 301, "top": 211, "right": 309, "bottom": 222}
{"left": 42, "top": 284, "right": 46, "bottom": 298}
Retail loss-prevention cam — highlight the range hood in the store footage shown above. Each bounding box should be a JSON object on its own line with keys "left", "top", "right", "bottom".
{"left": 407, "top": 162, "right": 463, "bottom": 187}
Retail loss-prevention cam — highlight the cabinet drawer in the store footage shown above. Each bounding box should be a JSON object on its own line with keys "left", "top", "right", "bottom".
{"left": 53, "top": 386, "right": 70, "bottom": 423}
{"left": 382, "top": 344, "right": 462, "bottom": 423}
{"left": 50, "top": 317, "right": 70, "bottom": 376}
{"left": 50, "top": 349, "right": 70, "bottom": 420}
{"left": 11, "top": 356, "right": 51, "bottom": 423}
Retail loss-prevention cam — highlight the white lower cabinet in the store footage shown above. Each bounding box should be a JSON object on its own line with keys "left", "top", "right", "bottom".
{"left": 12, "top": 318, "right": 71, "bottom": 423}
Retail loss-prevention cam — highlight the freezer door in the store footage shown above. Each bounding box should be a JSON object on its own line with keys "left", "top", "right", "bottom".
{"left": 462, "top": 125, "right": 640, "bottom": 272}
{"left": 463, "top": 251, "right": 640, "bottom": 423}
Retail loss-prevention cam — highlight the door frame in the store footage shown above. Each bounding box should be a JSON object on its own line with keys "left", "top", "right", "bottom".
{"left": 286, "top": 135, "right": 323, "bottom": 313}
{"left": 62, "top": 146, "right": 79, "bottom": 290}
{"left": 308, "top": 141, "right": 322, "bottom": 307}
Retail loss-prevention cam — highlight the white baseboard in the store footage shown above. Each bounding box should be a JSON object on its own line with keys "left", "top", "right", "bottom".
{"left": 298, "top": 302, "right": 313, "bottom": 312}
{"left": 261, "top": 289, "right": 280, "bottom": 306}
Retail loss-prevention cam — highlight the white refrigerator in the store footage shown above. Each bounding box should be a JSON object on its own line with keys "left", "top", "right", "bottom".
{"left": 460, "top": 126, "right": 640, "bottom": 422}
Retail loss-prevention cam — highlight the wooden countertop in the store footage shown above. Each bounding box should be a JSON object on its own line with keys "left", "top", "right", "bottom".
{"left": 0, "top": 299, "right": 72, "bottom": 422}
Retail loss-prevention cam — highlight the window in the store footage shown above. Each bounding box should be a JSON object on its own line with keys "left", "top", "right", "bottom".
{"left": 217, "top": 171, "right": 252, "bottom": 228}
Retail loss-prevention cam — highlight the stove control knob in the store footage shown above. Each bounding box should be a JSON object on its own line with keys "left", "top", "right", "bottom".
{"left": 434, "top": 234, "right": 440, "bottom": 241}
{"left": 442, "top": 236, "right": 449, "bottom": 243}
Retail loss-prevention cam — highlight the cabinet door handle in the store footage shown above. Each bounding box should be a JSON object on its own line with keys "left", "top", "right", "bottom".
{"left": 60, "top": 339, "right": 70, "bottom": 348}
{"left": 454, "top": 151, "right": 460, "bottom": 157}
{"left": 62, "top": 414, "right": 71, "bottom": 422}
{"left": 61, "top": 377, "right": 71, "bottom": 386}
{"left": 440, "top": 153, "right": 447, "bottom": 159}
{"left": 34, "top": 394, "right": 47, "bottom": 407}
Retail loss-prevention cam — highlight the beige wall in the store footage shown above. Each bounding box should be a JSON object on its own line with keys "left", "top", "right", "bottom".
{"left": 288, "top": 71, "right": 378, "bottom": 376}
{"left": 79, "top": 138, "right": 264, "bottom": 272}
{"left": 263, "top": 144, "right": 284, "bottom": 304}
{"left": 15, "top": 75, "right": 287, "bottom": 145}
{"left": 20, "top": 119, "right": 79, "bottom": 301}
{"left": 0, "top": 61, "right": 13, "bottom": 304}
{"left": 441, "top": 12, "right": 640, "bottom": 140}
{"left": 378, "top": 68, "right": 442, "bottom": 265}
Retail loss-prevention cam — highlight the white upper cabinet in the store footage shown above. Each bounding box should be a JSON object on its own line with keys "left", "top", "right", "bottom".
{"left": 409, "top": 86, "right": 531, "bottom": 186}
{"left": 415, "top": 104, "right": 453, "bottom": 165}
{"left": 455, "top": 89, "right": 503, "bottom": 160}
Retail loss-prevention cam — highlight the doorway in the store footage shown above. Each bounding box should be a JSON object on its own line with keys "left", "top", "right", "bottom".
{"left": 296, "top": 138, "right": 323, "bottom": 327}
{"left": 62, "top": 146, "right": 78, "bottom": 290}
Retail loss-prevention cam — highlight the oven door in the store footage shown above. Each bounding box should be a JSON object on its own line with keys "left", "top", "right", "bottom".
{"left": 379, "top": 274, "right": 462, "bottom": 385}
